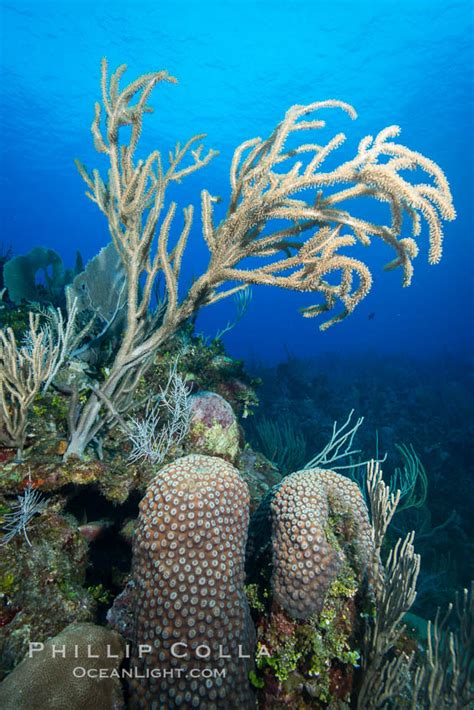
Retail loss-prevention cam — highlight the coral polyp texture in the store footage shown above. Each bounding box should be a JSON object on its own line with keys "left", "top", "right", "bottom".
{"left": 249, "top": 467, "right": 375, "bottom": 620}
{"left": 317, "top": 468, "right": 375, "bottom": 577}
{"left": 128, "top": 454, "right": 255, "bottom": 709}
{"left": 272, "top": 472, "right": 342, "bottom": 619}
{"left": 0, "top": 623, "right": 125, "bottom": 710}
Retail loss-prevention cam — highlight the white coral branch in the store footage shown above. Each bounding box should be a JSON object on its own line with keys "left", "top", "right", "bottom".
{"left": 127, "top": 359, "right": 191, "bottom": 465}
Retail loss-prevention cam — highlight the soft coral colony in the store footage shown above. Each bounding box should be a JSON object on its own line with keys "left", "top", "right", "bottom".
{"left": 1, "top": 58, "right": 455, "bottom": 461}
{"left": 0, "top": 60, "right": 471, "bottom": 710}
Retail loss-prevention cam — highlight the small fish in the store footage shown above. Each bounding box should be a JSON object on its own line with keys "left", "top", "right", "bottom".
{"left": 368, "top": 312, "right": 375, "bottom": 320}
{"left": 78, "top": 518, "right": 113, "bottom": 542}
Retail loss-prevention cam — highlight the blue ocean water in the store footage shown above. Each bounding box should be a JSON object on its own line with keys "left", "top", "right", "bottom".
{"left": 0, "top": 0, "right": 472, "bottom": 363}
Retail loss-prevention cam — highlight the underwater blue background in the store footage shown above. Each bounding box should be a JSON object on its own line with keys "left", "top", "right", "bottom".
{"left": 0, "top": 0, "right": 472, "bottom": 363}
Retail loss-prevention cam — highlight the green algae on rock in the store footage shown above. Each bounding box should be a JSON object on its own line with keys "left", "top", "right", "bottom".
{"left": 0, "top": 506, "right": 96, "bottom": 675}
{"left": 186, "top": 391, "right": 241, "bottom": 463}
{"left": 245, "top": 467, "right": 376, "bottom": 708}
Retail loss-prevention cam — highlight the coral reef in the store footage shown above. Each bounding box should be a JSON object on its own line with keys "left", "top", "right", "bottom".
{"left": 127, "top": 357, "right": 191, "bottom": 466}
{"left": 238, "top": 446, "right": 281, "bottom": 513}
{"left": 145, "top": 339, "right": 259, "bottom": 419}
{"left": 0, "top": 331, "right": 471, "bottom": 709}
{"left": 0, "top": 57, "right": 470, "bottom": 710}
{"left": 249, "top": 570, "right": 361, "bottom": 708}
{"left": 0, "top": 501, "right": 96, "bottom": 674}
{"left": 0, "top": 457, "right": 147, "bottom": 504}
{"left": 126, "top": 454, "right": 255, "bottom": 709}
{"left": 0, "top": 307, "right": 77, "bottom": 459}
{"left": 248, "top": 352, "right": 474, "bottom": 616}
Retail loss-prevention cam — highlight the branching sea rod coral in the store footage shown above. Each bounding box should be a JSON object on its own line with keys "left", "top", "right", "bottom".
{"left": 0, "top": 305, "right": 77, "bottom": 459}
{"left": 410, "top": 583, "right": 474, "bottom": 709}
{"left": 356, "top": 461, "right": 421, "bottom": 709}
{"left": 64, "top": 58, "right": 454, "bottom": 458}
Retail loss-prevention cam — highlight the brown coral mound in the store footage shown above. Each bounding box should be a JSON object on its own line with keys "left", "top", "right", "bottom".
{"left": 249, "top": 467, "right": 375, "bottom": 620}
{"left": 271, "top": 470, "right": 343, "bottom": 619}
{"left": 128, "top": 454, "right": 255, "bottom": 709}
{"left": 0, "top": 623, "right": 124, "bottom": 710}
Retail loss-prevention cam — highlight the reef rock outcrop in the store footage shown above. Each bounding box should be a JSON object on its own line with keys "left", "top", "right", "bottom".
{"left": 187, "top": 391, "right": 240, "bottom": 463}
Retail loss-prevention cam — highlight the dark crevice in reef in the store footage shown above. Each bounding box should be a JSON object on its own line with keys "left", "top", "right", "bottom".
{"left": 63, "top": 488, "right": 140, "bottom": 623}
